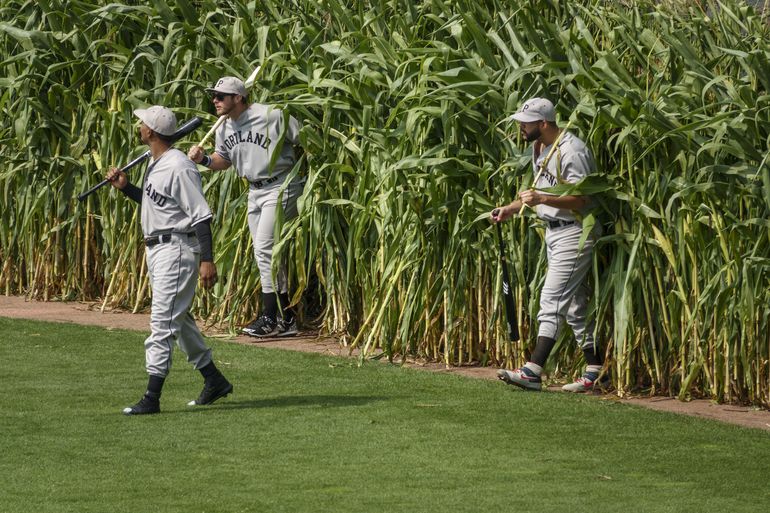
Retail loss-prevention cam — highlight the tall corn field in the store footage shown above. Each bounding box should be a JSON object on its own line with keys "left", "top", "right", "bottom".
{"left": 1, "top": 0, "right": 769, "bottom": 406}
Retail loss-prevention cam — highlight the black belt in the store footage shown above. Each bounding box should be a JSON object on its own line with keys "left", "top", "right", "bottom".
{"left": 249, "top": 175, "right": 281, "bottom": 188}
{"left": 546, "top": 219, "right": 576, "bottom": 229}
{"left": 145, "top": 232, "right": 196, "bottom": 247}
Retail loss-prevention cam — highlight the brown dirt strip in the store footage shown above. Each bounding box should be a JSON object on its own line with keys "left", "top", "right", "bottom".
{"left": 2, "top": 295, "right": 768, "bottom": 432}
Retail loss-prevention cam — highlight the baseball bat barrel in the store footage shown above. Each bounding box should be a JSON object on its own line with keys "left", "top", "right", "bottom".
{"left": 492, "top": 209, "right": 519, "bottom": 341}
{"left": 77, "top": 117, "right": 203, "bottom": 202}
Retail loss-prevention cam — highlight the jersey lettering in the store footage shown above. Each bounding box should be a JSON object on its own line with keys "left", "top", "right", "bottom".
{"left": 540, "top": 171, "right": 558, "bottom": 188}
{"left": 144, "top": 182, "right": 168, "bottom": 207}
{"left": 223, "top": 130, "right": 271, "bottom": 151}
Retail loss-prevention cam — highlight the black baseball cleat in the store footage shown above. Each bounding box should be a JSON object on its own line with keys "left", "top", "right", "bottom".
{"left": 242, "top": 315, "right": 278, "bottom": 337}
{"left": 276, "top": 316, "right": 298, "bottom": 337}
{"left": 187, "top": 376, "right": 233, "bottom": 406}
{"left": 123, "top": 393, "right": 160, "bottom": 415}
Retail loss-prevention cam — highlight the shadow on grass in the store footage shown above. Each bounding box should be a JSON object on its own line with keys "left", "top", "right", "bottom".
{"left": 175, "top": 394, "right": 388, "bottom": 414}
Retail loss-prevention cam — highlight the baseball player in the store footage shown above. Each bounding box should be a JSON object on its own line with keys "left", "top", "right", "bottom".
{"left": 491, "top": 98, "right": 607, "bottom": 392}
{"left": 107, "top": 105, "right": 233, "bottom": 415}
{"left": 188, "top": 76, "right": 303, "bottom": 338}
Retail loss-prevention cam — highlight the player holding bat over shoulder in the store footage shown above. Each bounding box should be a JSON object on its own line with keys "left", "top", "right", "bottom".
{"left": 107, "top": 105, "right": 232, "bottom": 415}
{"left": 490, "top": 97, "right": 607, "bottom": 393}
{"left": 188, "top": 76, "right": 304, "bottom": 339}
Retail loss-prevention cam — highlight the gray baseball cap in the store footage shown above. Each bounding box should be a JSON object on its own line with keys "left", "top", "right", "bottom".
{"left": 133, "top": 106, "right": 177, "bottom": 136}
{"left": 509, "top": 97, "right": 556, "bottom": 123}
{"left": 206, "top": 76, "right": 247, "bottom": 96}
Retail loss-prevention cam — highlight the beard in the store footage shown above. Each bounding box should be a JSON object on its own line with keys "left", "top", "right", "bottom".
{"left": 216, "top": 102, "right": 233, "bottom": 116}
{"left": 523, "top": 126, "right": 541, "bottom": 142}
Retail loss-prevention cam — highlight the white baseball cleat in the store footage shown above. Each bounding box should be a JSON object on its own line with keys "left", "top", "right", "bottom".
{"left": 497, "top": 368, "right": 542, "bottom": 391}
{"left": 562, "top": 372, "right": 610, "bottom": 392}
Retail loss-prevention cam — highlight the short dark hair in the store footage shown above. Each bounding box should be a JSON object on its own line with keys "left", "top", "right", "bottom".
{"left": 155, "top": 131, "right": 174, "bottom": 144}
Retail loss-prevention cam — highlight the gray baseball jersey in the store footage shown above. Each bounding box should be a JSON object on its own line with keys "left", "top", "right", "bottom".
{"left": 533, "top": 131, "right": 595, "bottom": 222}
{"left": 133, "top": 148, "right": 215, "bottom": 378}
{"left": 213, "top": 103, "right": 304, "bottom": 296}
{"left": 141, "top": 148, "right": 212, "bottom": 237}
{"left": 531, "top": 130, "right": 598, "bottom": 350}
{"left": 214, "top": 103, "right": 300, "bottom": 183}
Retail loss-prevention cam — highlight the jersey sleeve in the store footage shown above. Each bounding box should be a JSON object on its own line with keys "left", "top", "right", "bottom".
{"left": 286, "top": 115, "right": 301, "bottom": 146}
{"left": 560, "top": 147, "right": 595, "bottom": 184}
{"left": 172, "top": 164, "right": 213, "bottom": 226}
{"left": 214, "top": 124, "right": 231, "bottom": 162}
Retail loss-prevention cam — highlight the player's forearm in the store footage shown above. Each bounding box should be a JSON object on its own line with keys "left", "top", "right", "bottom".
{"left": 507, "top": 199, "right": 523, "bottom": 212}
{"left": 193, "top": 218, "right": 214, "bottom": 262}
{"left": 206, "top": 153, "right": 231, "bottom": 171}
{"left": 195, "top": 151, "right": 230, "bottom": 172}
{"left": 119, "top": 182, "right": 143, "bottom": 204}
{"left": 537, "top": 194, "right": 589, "bottom": 210}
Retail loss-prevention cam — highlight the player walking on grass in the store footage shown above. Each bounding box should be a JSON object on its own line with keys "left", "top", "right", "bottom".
{"left": 491, "top": 98, "right": 607, "bottom": 393}
{"left": 107, "top": 106, "right": 232, "bottom": 415}
{"left": 188, "top": 77, "right": 303, "bottom": 338}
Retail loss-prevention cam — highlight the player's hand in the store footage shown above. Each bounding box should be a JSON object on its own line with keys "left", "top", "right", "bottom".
{"left": 106, "top": 167, "right": 127, "bottom": 189}
{"left": 188, "top": 145, "right": 204, "bottom": 163}
{"left": 199, "top": 261, "right": 218, "bottom": 289}
{"left": 518, "top": 189, "right": 545, "bottom": 208}
{"left": 491, "top": 205, "right": 515, "bottom": 223}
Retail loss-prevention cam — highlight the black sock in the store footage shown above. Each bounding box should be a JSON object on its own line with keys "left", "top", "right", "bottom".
{"left": 530, "top": 336, "right": 557, "bottom": 367}
{"left": 147, "top": 375, "right": 165, "bottom": 398}
{"left": 278, "top": 292, "right": 294, "bottom": 320}
{"left": 199, "top": 361, "right": 222, "bottom": 381}
{"left": 262, "top": 292, "right": 278, "bottom": 320}
{"left": 583, "top": 345, "right": 604, "bottom": 366}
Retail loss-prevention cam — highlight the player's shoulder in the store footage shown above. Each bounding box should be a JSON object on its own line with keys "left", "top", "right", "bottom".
{"left": 560, "top": 130, "right": 586, "bottom": 148}
{"left": 166, "top": 148, "right": 196, "bottom": 166}
{"left": 558, "top": 131, "right": 592, "bottom": 158}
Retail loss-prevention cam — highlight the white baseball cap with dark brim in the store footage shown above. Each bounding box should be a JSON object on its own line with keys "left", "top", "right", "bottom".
{"left": 133, "top": 106, "right": 177, "bottom": 136}
{"left": 509, "top": 97, "right": 556, "bottom": 123}
{"left": 205, "top": 76, "right": 247, "bottom": 97}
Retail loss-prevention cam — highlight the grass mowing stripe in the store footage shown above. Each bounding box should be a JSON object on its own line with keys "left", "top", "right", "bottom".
{"left": 0, "top": 317, "right": 768, "bottom": 513}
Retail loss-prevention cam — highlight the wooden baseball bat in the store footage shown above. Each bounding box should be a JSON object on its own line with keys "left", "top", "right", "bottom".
{"left": 196, "top": 115, "right": 226, "bottom": 148}
{"left": 77, "top": 117, "right": 202, "bottom": 202}
{"left": 492, "top": 209, "right": 519, "bottom": 342}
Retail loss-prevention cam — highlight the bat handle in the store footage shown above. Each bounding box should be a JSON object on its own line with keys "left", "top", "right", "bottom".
{"left": 197, "top": 115, "right": 227, "bottom": 148}
{"left": 77, "top": 179, "right": 110, "bottom": 202}
{"left": 76, "top": 150, "right": 151, "bottom": 202}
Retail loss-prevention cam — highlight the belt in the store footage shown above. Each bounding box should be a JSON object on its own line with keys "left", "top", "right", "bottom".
{"left": 249, "top": 175, "right": 281, "bottom": 189}
{"left": 546, "top": 219, "right": 576, "bottom": 229}
{"left": 144, "top": 232, "right": 196, "bottom": 247}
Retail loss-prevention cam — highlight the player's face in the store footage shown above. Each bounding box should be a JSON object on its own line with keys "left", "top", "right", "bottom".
{"left": 212, "top": 92, "right": 237, "bottom": 115}
{"left": 519, "top": 120, "right": 543, "bottom": 142}
{"left": 138, "top": 122, "right": 152, "bottom": 145}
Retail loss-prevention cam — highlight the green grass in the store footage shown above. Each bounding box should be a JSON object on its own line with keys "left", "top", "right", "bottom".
{"left": 0, "top": 316, "right": 768, "bottom": 513}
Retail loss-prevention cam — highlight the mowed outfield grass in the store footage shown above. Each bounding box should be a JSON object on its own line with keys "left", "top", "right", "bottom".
{"left": 1, "top": 318, "right": 768, "bottom": 513}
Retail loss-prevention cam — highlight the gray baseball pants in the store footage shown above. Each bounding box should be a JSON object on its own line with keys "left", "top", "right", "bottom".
{"left": 246, "top": 178, "right": 303, "bottom": 294}
{"left": 144, "top": 233, "right": 212, "bottom": 377}
{"left": 537, "top": 223, "right": 597, "bottom": 349}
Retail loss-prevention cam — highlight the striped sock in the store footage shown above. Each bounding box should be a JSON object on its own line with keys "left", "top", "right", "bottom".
{"left": 585, "top": 365, "right": 602, "bottom": 380}
{"left": 524, "top": 362, "right": 543, "bottom": 376}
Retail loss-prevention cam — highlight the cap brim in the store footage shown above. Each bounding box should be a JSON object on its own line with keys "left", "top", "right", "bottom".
{"left": 509, "top": 112, "right": 543, "bottom": 123}
{"left": 133, "top": 108, "right": 150, "bottom": 124}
